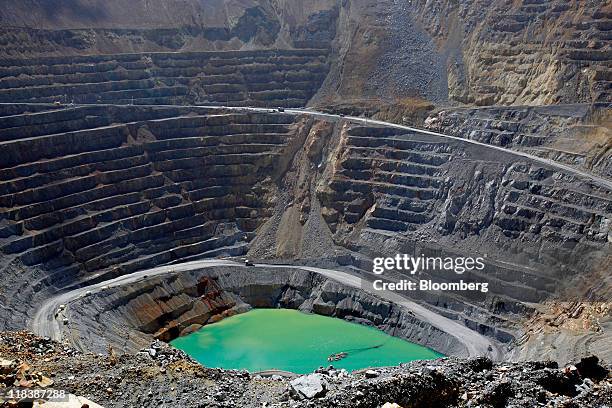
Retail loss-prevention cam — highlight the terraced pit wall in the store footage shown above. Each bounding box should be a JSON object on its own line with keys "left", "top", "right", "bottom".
{"left": 0, "top": 105, "right": 610, "bottom": 361}
{"left": 0, "top": 49, "right": 329, "bottom": 107}
{"left": 1, "top": 0, "right": 609, "bottom": 107}
{"left": 312, "top": 123, "right": 610, "bottom": 345}
{"left": 409, "top": 0, "right": 611, "bottom": 105}
{"left": 425, "top": 103, "right": 612, "bottom": 179}
{"left": 0, "top": 105, "right": 316, "bottom": 328}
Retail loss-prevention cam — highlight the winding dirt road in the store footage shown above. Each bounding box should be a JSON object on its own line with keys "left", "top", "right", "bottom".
{"left": 2, "top": 102, "right": 610, "bottom": 190}
{"left": 30, "top": 260, "right": 502, "bottom": 360}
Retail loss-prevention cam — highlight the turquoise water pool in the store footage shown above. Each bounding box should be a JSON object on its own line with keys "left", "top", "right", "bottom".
{"left": 171, "top": 309, "right": 443, "bottom": 374}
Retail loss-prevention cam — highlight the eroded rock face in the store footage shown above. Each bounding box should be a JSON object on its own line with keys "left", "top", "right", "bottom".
{"left": 314, "top": 122, "right": 610, "bottom": 356}
{"left": 409, "top": 0, "right": 611, "bottom": 105}
{"left": 0, "top": 0, "right": 609, "bottom": 106}
{"left": 319, "top": 124, "right": 610, "bottom": 271}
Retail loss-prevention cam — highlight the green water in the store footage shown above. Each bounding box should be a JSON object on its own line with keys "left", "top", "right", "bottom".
{"left": 170, "top": 309, "right": 442, "bottom": 374}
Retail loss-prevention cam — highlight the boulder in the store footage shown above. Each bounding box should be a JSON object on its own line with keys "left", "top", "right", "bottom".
{"left": 290, "top": 373, "right": 327, "bottom": 399}
{"left": 0, "top": 358, "right": 14, "bottom": 374}
{"left": 468, "top": 356, "right": 493, "bottom": 372}
{"left": 364, "top": 369, "right": 379, "bottom": 378}
{"left": 481, "top": 379, "right": 514, "bottom": 407}
{"left": 575, "top": 355, "right": 608, "bottom": 381}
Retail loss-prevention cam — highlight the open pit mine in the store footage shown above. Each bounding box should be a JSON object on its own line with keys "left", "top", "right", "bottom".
{"left": 0, "top": 0, "right": 611, "bottom": 407}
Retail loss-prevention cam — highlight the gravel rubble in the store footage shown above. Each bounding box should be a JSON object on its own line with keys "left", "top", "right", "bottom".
{"left": 0, "top": 331, "right": 610, "bottom": 407}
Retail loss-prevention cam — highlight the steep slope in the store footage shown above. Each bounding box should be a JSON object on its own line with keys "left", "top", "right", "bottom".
{"left": 0, "top": 0, "right": 610, "bottom": 372}
{"left": 0, "top": 49, "right": 329, "bottom": 106}
{"left": 0, "top": 105, "right": 316, "bottom": 328}
{"left": 425, "top": 103, "right": 612, "bottom": 179}
{"left": 0, "top": 105, "right": 609, "bottom": 363}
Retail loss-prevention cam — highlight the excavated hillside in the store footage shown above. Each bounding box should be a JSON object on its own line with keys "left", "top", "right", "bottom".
{"left": 0, "top": 1, "right": 611, "bottom": 406}
{"left": 0, "top": 49, "right": 329, "bottom": 106}
{"left": 0, "top": 102, "right": 609, "bottom": 365}
{"left": 0, "top": 0, "right": 339, "bottom": 55}
{"left": 425, "top": 103, "right": 612, "bottom": 178}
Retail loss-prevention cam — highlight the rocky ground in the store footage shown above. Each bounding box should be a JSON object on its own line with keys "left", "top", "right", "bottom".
{"left": 0, "top": 331, "right": 610, "bottom": 408}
